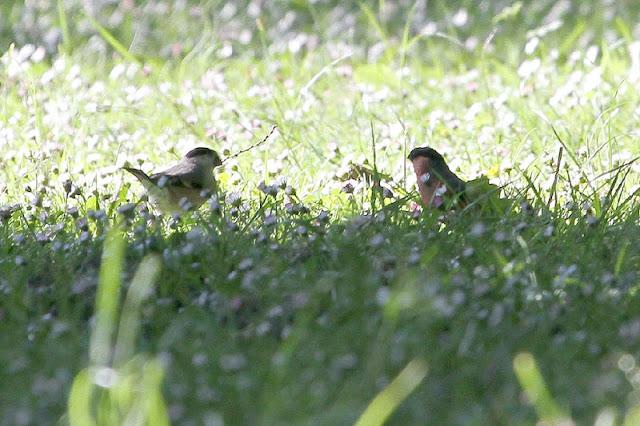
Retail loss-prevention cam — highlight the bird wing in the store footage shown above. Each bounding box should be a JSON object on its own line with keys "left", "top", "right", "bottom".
{"left": 150, "top": 163, "right": 206, "bottom": 189}
{"left": 430, "top": 165, "right": 467, "bottom": 197}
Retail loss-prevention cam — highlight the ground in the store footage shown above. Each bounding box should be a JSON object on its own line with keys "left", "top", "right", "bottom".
{"left": 1, "top": 1, "right": 640, "bottom": 424}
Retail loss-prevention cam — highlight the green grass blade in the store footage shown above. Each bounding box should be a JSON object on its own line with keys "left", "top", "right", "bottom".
{"left": 492, "top": 1, "right": 522, "bottom": 25}
{"left": 57, "top": 0, "right": 71, "bottom": 54}
{"left": 359, "top": 2, "right": 388, "bottom": 45}
{"left": 143, "top": 359, "right": 170, "bottom": 426}
{"left": 513, "top": 353, "right": 569, "bottom": 423}
{"left": 90, "top": 225, "right": 125, "bottom": 367}
{"left": 354, "top": 358, "right": 428, "bottom": 426}
{"left": 68, "top": 369, "right": 96, "bottom": 426}
{"left": 114, "top": 254, "right": 162, "bottom": 366}
{"left": 625, "top": 405, "right": 640, "bottom": 426}
{"left": 85, "top": 13, "right": 141, "bottom": 64}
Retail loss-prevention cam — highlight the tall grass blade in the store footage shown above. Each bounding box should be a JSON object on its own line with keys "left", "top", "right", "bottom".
{"left": 513, "top": 352, "right": 570, "bottom": 423}
{"left": 90, "top": 225, "right": 125, "bottom": 367}
{"left": 359, "top": 2, "right": 388, "bottom": 48}
{"left": 68, "top": 369, "right": 96, "bottom": 426}
{"left": 114, "top": 254, "right": 162, "bottom": 366}
{"left": 354, "top": 358, "right": 428, "bottom": 426}
{"left": 85, "top": 14, "right": 141, "bottom": 64}
{"left": 57, "top": 0, "right": 71, "bottom": 54}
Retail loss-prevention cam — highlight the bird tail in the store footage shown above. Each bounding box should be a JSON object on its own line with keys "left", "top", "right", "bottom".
{"left": 123, "top": 167, "right": 154, "bottom": 189}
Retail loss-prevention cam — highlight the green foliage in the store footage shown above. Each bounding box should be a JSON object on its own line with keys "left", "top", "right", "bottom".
{"left": 68, "top": 228, "right": 167, "bottom": 425}
{"left": 1, "top": 1, "right": 640, "bottom": 425}
{"left": 465, "top": 176, "right": 512, "bottom": 215}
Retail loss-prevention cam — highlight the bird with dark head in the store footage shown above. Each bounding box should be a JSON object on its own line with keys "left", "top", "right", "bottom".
{"left": 124, "top": 147, "right": 222, "bottom": 214}
{"left": 184, "top": 147, "right": 221, "bottom": 160}
{"left": 408, "top": 146, "right": 467, "bottom": 209}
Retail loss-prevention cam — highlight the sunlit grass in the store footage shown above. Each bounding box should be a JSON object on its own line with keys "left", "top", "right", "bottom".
{"left": 2, "top": 1, "right": 640, "bottom": 424}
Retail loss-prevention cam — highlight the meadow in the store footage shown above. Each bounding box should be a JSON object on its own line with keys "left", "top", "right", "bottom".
{"left": 2, "top": 0, "right": 640, "bottom": 424}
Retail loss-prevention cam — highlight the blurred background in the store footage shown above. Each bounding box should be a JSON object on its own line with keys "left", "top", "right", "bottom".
{"left": 2, "top": 0, "right": 639, "bottom": 62}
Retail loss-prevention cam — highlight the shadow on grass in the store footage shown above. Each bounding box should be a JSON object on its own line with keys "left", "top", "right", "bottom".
{"left": 1, "top": 187, "right": 640, "bottom": 424}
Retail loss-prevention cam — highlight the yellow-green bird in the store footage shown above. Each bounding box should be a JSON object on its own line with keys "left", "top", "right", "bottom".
{"left": 124, "top": 147, "right": 222, "bottom": 214}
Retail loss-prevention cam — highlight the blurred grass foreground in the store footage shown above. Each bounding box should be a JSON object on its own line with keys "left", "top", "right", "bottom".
{"left": 68, "top": 226, "right": 168, "bottom": 425}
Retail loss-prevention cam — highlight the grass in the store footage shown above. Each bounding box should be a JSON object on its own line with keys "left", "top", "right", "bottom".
{"left": 2, "top": 0, "right": 640, "bottom": 424}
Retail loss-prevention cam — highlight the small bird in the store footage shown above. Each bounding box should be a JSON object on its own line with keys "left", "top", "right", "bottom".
{"left": 124, "top": 147, "right": 222, "bottom": 214}
{"left": 408, "top": 147, "right": 467, "bottom": 209}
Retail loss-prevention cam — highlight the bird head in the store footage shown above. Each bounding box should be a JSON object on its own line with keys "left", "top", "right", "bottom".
{"left": 407, "top": 146, "right": 446, "bottom": 164}
{"left": 185, "top": 147, "right": 223, "bottom": 169}
{"left": 407, "top": 146, "right": 449, "bottom": 184}
{"left": 408, "top": 146, "right": 467, "bottom": 209}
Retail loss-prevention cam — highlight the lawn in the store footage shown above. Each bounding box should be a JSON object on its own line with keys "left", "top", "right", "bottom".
{"left": 2, "top": 0, "right": 640, "bottom": 424}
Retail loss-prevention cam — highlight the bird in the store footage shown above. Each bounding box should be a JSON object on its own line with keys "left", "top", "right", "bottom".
{"left": 407, "top": 147, "right": 467, "bottom": 209}
{"left": 123, "top": 147, "right": 222, "bottom": 214}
